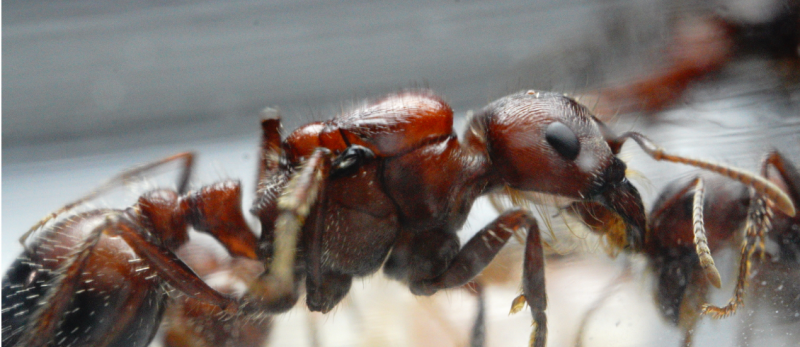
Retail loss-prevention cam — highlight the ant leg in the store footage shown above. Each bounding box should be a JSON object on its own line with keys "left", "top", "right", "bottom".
{"left": 246, "top": 148, "right": 332, "bottom": 312}
{"left": 253, "top": 112, "right": 287, "bottom": 261}
{"left": 256, "top": 109, "right": 283, "bottom": 187}
{"left": 762, "top": 150, "right": 800, "bottom": 211}
{"left": 252, "top": 170, "right": 291, "bottom": 261}
{"left": 16, "top": 215, "right": 109, "bottom": 347}
{"left": 410, "top": 209, "right": 546, "bottom": 347}
{"left": 105, "top": 218, "right": 237, "bottom": 311}
{"left": 410, "top": 209, "right": 531, "bottom": 294}
{"left": 761, "top": 150, "right": 800, "bottom": 258}
{"left": 520, "top": 212, "right": 547, "bottom": 347}
{"left": 20, "top": 152, "right": 196, "bottom": 247}
{"left": 302, "top": 163, "right": 334, "bottom": 312}
{"left": 618, "top": 132, "right": 796, "bottom": 217}
{"left": 466, "top": 281, "right": 486, "bottom": 347}
{"left": 301, "top": 145, "right": 376, "bottom": 312}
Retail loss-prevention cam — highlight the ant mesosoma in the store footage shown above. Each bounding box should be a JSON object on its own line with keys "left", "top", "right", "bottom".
{"left": 1, "top": 90, "right": 794, "bottom": 347}
{"left": 571, "top": 150, "right": 800, "bottom": 346}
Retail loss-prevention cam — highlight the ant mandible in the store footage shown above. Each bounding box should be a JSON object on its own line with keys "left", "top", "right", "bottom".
{"left": 2, "top": 90, "right": 794, "bottom": 347}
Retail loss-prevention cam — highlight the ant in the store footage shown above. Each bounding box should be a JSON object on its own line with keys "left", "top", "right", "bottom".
{"left": 1, "top": 90, "right": 793, "bottom": 347}
{"left": 571, "top": 150, "right": 800, "bottom": 346}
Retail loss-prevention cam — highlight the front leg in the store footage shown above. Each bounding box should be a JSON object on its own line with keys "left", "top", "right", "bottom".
{"left": 521, "top": 212, "right": 547, "bottom": 347}
{"left": 408, "top": 209, "right": 546, "bottom": 347}
{"left": 409, "top": 209, "right": 534, "bottom": 295}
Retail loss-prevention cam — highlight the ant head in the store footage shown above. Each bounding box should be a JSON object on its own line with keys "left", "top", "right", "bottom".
{"left": 470, "top": 90, "right": 620, "bottom": 197}
{"left": 467, "top": 90, "right": 646, "bottom": 249}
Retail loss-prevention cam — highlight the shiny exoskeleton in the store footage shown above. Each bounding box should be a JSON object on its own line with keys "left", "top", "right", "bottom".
{"left": 2, "top": 90, "right": 793, "bottom": 347}
{"left": 1, "top": 170, "right": 253, "bottom": 347}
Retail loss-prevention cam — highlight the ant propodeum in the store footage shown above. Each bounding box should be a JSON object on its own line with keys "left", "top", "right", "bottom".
{"left": 2, "top": 90, "right": 794, "bottom": 347}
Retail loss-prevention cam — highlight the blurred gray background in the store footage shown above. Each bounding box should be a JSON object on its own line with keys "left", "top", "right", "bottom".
{"left": 4, "top": 0, "right": 638, "bottom": 158}
{"left": 3, "top": 0, "right": 800, "bottom": 346}
{"left": 5, "top": 0, "right": 678, "bottom": 258}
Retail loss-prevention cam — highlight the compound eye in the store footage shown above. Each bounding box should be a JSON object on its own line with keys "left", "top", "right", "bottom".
{"left": 545, "top": 122, "right": 580, "bottom": 161}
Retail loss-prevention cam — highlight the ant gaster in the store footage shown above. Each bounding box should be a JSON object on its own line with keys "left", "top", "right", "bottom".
{"left": 2, "top": 90, "right": 794, "bottom": 347}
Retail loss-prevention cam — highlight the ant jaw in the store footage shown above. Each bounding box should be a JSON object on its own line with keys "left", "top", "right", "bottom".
{"left": 589, "top": 177, "right": 647, "bottom": 252}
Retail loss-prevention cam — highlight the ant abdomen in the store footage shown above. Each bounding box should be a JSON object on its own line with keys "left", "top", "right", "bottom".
{"left": 2, "top": 211, "right": 165, "bottom": 347}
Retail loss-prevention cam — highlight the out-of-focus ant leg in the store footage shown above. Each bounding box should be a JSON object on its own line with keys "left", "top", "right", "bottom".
{"left": 592, "top": 15, "right": 733, "bottom": 116}
{"left": 256, "top": 108, "right": 283, "bottom": 185}
{"left": 464, "top": 281, "right": 486, "bottom": 347}
{"left": 253, "top": 111, "right": 288, "bottom": 262}
{"left": 19, "top": 152, "right": 195, "bottom": 247}
{"left": 762, "top": 150, "right": 800, "bottom": 261}
{"left": 246, "top": 148, "right": 332, "bottom": 312}
{"left": 161, "top": 252, "right": 271, "bottom": 347}
{"left": 107, "top": 218, "right": 238, "bottom": 309}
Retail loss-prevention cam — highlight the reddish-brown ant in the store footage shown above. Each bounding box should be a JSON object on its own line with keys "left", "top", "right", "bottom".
{"left": 571, "top": 150, "right": 800, "bottom": 346}
{"left": 1, "top": 90, "right": 794, "bottom": 347}
{"left": 1, "top": 152, "right": 255, "bottom": 347}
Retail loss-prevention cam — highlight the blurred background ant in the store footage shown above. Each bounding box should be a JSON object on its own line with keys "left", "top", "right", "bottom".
{"left": 570, "top": 150, "right": 799, "bottom": 347}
